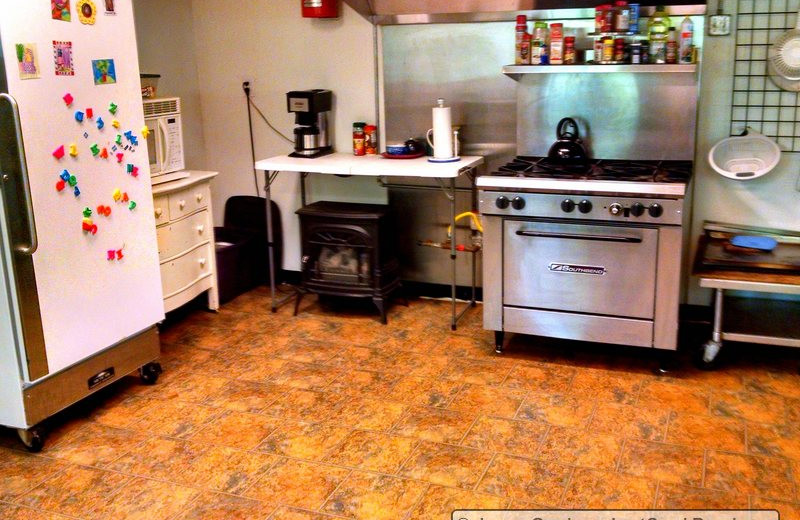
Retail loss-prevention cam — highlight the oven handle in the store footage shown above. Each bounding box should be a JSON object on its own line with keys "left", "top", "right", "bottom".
{"left": 515, "top": 230, "right": 642, "bottom": 243}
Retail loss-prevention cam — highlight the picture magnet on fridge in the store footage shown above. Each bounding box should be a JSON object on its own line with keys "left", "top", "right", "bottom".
{"left": 15, "top": 43, "right": 41, "bottom": 80}
{"left": 91, "top": 59, "right": 116, "bottom": 85}
{"left": 104, "top": 0, "right": 116, "bottom": 15}
{"left": 53, "top": 41, "right": 74, "bottom": 76}
{"left": 52, "top": 0, "right": 71, "bottom": 22}
{"left": 76, "top": 0, "right": 97, "bottom": 24}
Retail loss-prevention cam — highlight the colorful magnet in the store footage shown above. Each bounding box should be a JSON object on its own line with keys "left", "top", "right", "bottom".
{"left": 90, "top": 144, "right": 100, "bottom": 156}
{"left": 107, "top": 250, "right": 115, "bottom": 260}
{"left": 112, "top": 188, "right": 121, "bottom": 201}
{"left": 97, "top": 205, "right": 111, "bottom": 216}
{"left": 108, "top": 102, "right": 118, "bottom": 114}
{"left": 128, "top": 200, "right": 136, "bottom": 210}
{"left": 81, "top": 217, "right": 97, "bottom": 234}
{"left": 52, "top": 145, "right": 65, "bottom": 159}
{"left": 96, "top": 117, "right": 104, "bottom": 130}
{"left": 63, "top": 93, "right": 73, "bottom": 106}
{"left": 55, "top": 180, "right": 66, "bottom": 191}
{"left": 131, "top": 166, "right": 139, "bottom": 177}
{"left": 68, "top": 143, "right": 78, "bottom": 157}
{"left": 112, "top": 119, "right": 120, "bottom": 129}
{"left": 59, "top": 170, "right": 70, "bottom": 182}
{"left": 115, "top": 152, "right": 124, "bottom": 163}
{"left": 115, "top": 134, "right": 122, "bottom": 145}
{"left": 73, "top": 186, "right": 80, "bottom": 197}
{"left": 122, "top": 192, "right": 129, "bottom": 202}
{"left": 67, "top": 175, "right": 77, "bottom": 187}
{"left": 82, "top": 207, "right": 92, "bottom": 218}
{"left": 126, "top": 163, "right": 133, "bottom": 173}
{"left": 76, "top": 0, "right": 96, "bottom": 25}
{"left": 83, "top": 132, "right": 89, "bottom": 139}
{"left": 141, "top": 125, "right": 150, "bottom": 139}
{"left": 129, "top": 136, "right": 138, "bottom": 146}
{"left": 100, "top": 148, "right": 108, "bottom": 159}
{"left": 116, "top": 249, "right": 124, "bottom": 260}
{"left": 85, "top": 108, "right": 93, "bottom": 119}
{"left": 74, "top": 110, "right": 84, "bottom": 122}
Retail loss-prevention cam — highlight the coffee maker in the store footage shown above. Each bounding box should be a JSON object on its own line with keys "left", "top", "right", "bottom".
{"left": 286, "top": 89, "right": 333, "bottom": 158}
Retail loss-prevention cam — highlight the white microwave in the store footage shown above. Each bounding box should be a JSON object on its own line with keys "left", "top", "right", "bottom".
{"left": 143, "top": 97, "right": 185, "bottom": 181}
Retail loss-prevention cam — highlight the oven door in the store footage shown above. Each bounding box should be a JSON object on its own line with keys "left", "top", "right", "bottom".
{"left": 503, "top": 220, "right": 658, "bottom": 319}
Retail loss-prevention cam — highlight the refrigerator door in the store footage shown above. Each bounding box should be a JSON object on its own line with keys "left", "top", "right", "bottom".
{"left": 0, "top": 3, "right": 164, "bottom": 379}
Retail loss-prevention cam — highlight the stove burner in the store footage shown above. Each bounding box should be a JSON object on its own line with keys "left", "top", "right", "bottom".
{"left": 495, "top": 157, "right": 692, "bottom": 183}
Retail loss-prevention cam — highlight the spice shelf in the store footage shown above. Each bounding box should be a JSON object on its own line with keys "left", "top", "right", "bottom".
{"left": 502, "top": 63, "right": 697, "bottom": 79}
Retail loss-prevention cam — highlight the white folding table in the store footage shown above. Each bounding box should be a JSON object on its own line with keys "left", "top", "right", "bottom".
{"left": 254, "top": 152, "right": 484, "bottom": 329}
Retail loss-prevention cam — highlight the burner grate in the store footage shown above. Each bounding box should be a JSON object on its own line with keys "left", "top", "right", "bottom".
{"left": 493, "top": 157, "right": 692, "bottom": 183}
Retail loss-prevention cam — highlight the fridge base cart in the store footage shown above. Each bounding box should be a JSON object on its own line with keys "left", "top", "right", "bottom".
{"left": 693, "top": 222, "right": 800, "bottom": 368}
{"left": 13, "top": 327, "right": 161, "bottom": 452}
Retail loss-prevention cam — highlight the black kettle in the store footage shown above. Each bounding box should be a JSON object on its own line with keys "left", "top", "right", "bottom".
{"left": 548, "top": 118, "right": 589, "bottom": 162}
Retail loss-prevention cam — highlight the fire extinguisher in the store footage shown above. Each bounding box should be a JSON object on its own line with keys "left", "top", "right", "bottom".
{"left": 301, "top": 0, "right": 338, "bottom": 18}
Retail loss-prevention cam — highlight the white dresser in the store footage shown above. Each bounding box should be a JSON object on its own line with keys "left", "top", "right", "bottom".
{"left": 152, "top": 171, "right": 219, "bottom": 313}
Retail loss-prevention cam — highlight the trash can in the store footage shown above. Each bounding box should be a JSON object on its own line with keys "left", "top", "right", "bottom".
{"left": 214, "top": 196, "right": 282, "bottom": 304}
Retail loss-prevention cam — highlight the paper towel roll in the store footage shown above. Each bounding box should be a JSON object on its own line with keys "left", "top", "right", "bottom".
{"left": 432, "top": 100, "right": 453, "bottom": 159}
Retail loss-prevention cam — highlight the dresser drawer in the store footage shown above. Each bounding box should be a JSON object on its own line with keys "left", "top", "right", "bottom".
{"left": 153, "top": 195, "right": 169, "bottom": 225}
{"left": 160, "top": 244, "right": 213, "bottom": 299}
{"left": 156, "top": 210, "right": 211, "bottom": 261}
{"left": 168, "top": 184, "right": 210, "bottom": 220}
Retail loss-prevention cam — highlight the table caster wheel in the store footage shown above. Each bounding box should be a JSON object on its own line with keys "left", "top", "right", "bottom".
{"left": 17, "top": 426, "right": 45, "bottom": 453}
{"left": 695, "top": 340, "right": 722, "bottom": 370}
{"left": 494, "top": 331, "right": 504, "bottom": 354}
{"left": 139, "top": 362, "right": 162, "bottom": 385}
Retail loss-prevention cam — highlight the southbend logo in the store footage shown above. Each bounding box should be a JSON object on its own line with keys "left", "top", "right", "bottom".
{"left": 548, "top": 263, "right": 607, "bottom": 275}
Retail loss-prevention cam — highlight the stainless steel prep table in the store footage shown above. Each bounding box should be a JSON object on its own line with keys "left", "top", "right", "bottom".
{"left": 254, "top": 153, "right": 484, "bottom": 329}
{"left": 693, "top": 222, "right": 800, "bottom": 365}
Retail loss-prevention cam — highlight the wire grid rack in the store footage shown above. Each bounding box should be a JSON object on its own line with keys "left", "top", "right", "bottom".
{"left": 732, "top": 0, "right": 800, "bottom": 151}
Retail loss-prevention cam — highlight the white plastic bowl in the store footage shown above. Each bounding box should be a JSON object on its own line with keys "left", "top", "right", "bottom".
{"left": 708, "top": 130, "right": 781, "bottom": 180}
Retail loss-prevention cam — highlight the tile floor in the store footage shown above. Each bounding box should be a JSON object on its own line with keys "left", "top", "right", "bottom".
{"left": 1, "top": 288, "right": 800, "bottom": 519}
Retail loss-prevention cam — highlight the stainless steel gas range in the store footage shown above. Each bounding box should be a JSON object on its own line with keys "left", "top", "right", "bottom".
{"left": 477, "top": 157, "right": 692, "bottom": 354}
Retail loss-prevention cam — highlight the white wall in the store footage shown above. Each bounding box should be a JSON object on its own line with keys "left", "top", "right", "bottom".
{"left": 190, "top": 0, "right": 386, "bottom": 271}
{"left": 133, "top": 0, "right": 206, "bottom": 171}
{"left": 688, "top": 0, "right": 800, "bottom": 304}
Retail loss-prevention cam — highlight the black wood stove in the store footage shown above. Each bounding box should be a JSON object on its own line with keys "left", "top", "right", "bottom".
{"left": 295, "top": 201, "right": 402, "bottom": 323}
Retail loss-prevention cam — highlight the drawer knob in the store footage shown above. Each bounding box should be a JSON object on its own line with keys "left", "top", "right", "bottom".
{"left": 199, "top": 258, "right": 206, "bottom": 267}
{"left": 196, "top": 193, "right": 204, "bottom": 202}
{"left": 154, "top": 208, "right": 163, "bottom": 217}
{"left": 196, "top": 224, "right": 205, "bottom": 234}
{"left": 178, "top": 200, "right": 186, "bottom": 210}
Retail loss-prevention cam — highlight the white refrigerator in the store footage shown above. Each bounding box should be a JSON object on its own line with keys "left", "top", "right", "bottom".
{"left": 0, "top": 1, "right": 164, "bottom": 450}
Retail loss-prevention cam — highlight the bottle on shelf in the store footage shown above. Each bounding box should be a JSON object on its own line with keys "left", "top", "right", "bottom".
{"left": 666, "top": 27, "right": 678, "bottom": 63}
{"left": 564, "top": 36, "right": 576, "bottom": 64}
{"left": 679, "top": 15, "right": 694, "bottom": 63}
{"left": 614, "top": 1, "right": 630, "bottom": 32}
{"left": 520, "top": 32, "right": 532, "bottom": 64}
{"left": 648, "top": 5, "right": 670, "bottom": 64}
{"left": 648, "top": 5, "right": 670, "bottom": 36}
{"left": 550, "top": 23, "right": 564, "bottom": 64}
{"left": 515, "top": 14, "right": 528, "bottom": 65}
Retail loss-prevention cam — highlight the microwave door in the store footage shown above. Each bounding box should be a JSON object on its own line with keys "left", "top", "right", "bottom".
{"left": 157, "top": 118, "right": 168, "bottom": 172}
{"left": 146, "top": 119, "right": 160, "bottom": 173}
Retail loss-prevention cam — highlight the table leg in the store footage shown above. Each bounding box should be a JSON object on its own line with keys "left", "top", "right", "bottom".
{"left": 702, "top": 288, "right": 724, "bottom": 364}
{"left": 265, "top": 170, "right": 278, "bottom": 312}
{"left": 450, "top": 177, "right": 457, "bottom": 331}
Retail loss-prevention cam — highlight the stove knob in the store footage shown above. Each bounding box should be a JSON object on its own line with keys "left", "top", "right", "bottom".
{"left": 511, "top": 196, "right": 526, "bottom": 210}
{"left": 561, "top": 199, "right": 576, "bottom": 213}
{"left": 630, "top": 202, "right": 645, "bottom": 217}
{"left": 495, "top": 196, "right": 510, "bottom": 209}
{"left": 609, "top": 203, "right": 623, "bottom": 216}
{"left": 648, "top": 203, "right": 663, "bottom": 218}
{"left": 578, "top": 200, "right": 593, "bottom": 213}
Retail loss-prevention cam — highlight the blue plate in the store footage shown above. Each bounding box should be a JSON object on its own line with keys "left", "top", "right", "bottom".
{"left": 730, "top": 235, "right": 778, "bottom": 251}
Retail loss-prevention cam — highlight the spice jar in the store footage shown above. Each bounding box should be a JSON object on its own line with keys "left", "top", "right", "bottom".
{"left": 614, "top": 1, "right": 630, "bottom": 32}
{"left": 613, "top": 37, "right": 625, "bottom": 62}
{"left": 564, "top": 36, "right": 576, "bottom": 64}
{"left": 602, "top": 37, "right": 615, "bottom": 63}
{"left": 352, "top": 122, "right": 366, "bottom": 156}
{"left": 364, "top": 125, "right": 377, "bottom": 154}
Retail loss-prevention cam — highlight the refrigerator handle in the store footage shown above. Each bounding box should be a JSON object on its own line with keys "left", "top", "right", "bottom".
{"left": 0, "top": 93, "right": 38, "bottom": 255}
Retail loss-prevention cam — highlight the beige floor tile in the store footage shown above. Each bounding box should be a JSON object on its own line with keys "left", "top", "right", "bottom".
{"left": 666, "top": 412, "right": 746, "bottom": 452}
{"left": 476, "top": 453, "right": 572, "bottom": 506}
{"left": 704, "top": 450, "right": 795, "bottom": 501}
{"left": 15, "top": 465, "right": 130, "bottom": 517}
{"left": 516, "top": 393, "right": 595, "bottom": 428}
{"left": 44, "top": 423, "right": 148, "bottom": 467}
{"left": 461, "top": 416, "right": 548, "bottom": 458}
{"left": 244, "top": 458, "right": 350, "bottom": 509}
{"left": 618, "top": 439, "right": 704, "bottom": 487}
{"left": 85, "top": 477, "right": 200, "bottom": 520}
{"left": 448, "top": 384, "right": 526, "bottom": 418}
{"left": 0, "top": 504, "right": 73, "bottom": 520}
{"left": 590, "top": 402, "right": 669, "bottom": 441}
{"left": 174, "top": 492, "right": 273, "bottom": 520}
{"left": 324, "top": 430, "right": 418, "bottom": 473}
{"left": 537, "top": 426, "right": 623, "bottom": 471}
{"left": 407, "top": 485, "right": 510, "bottom": 520}
{"left": 321, "top": 470, "right": 427, "bottom": 520}
{"left": 384, "top": 376, "right": 461, "bottom": 408}
{"left": 392, "top": 407, "right": 476, "bottom": 444}
{"left": 258, "top": 421, "right": 351, "bottom": 461}
{"left": 399, "top": 441, "right": 493, "bottom": 489}
{"left": 0, "top": 449, "right": 69, "bottom": 502}
{"left": 189, "top": 410, "right": 281, "bottom": 450}
{"left": 561, "top": 467, "right": 656, "bottom": 508}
